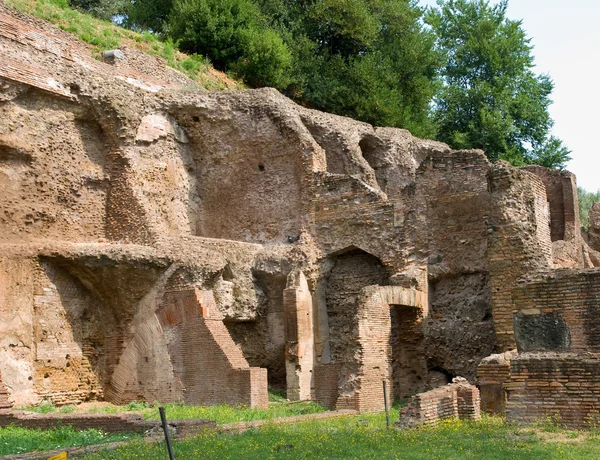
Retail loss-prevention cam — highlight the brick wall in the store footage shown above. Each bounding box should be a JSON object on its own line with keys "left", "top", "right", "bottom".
{"left": 487, "top": 163, "right": 553, "bottom": 350}
{"left": 339, "top": 286, "right": 427, "bottom": 412}
{"left": 477, "top": 351, "right": 515, "bottom": 414}
{"left": 0, "top": 371, "right": 12, "bottom": 409}
{"left": 31, "top": 261, "right": 107, "bottom": 406}
{"left": 397, "top": 379, "right": 481, "bottom": 428}
{"left": 522, "top": 166, "right": 581, "bottom": 242}
{"left": 0, "top": 410, "right": 215, "bottom": 434}
{"left": 506, "top": 353, "right": 600, "bottom": 428}
{"left": 390, "top": 305, "right": 428, "bottom": 399}
{"left": 312, "top": 173, "right": 401, "bottom": 271}
{"left": 313, "top": 364, "right": 340, "bottom": 409}
{"left": 106, "top": 155, "right": 157, "bottom": 245}
{"left": 158, "top": 289, "right": 268, "bottom": 408}
{"left": 415, "top": 150, "right": 491, "bottom": 277}
{"left": 511, "top": 269, "right": 600, "bottom": 353}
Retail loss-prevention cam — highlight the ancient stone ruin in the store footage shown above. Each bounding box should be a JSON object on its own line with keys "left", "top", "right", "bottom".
{"left": 0, "top": 4, "right": 599, "bottom": 427}
{"left": 397, "top": 377, "right": 481, "bottom": 428}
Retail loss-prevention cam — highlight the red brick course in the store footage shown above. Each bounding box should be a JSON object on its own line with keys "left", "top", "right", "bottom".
{"left": 397, "top": 379, "right": 481, "bottom": 428}
{"left": 158, "top": 289, "right": 268, "bottom": 408}
{"left": 506, "top": 353, "right": 600, "bottom": 428}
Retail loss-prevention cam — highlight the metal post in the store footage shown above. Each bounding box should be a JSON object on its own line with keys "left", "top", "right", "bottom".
{"left": 383, "top": 380, "right": 390, "bottom": 428}
{"left": 159, "top": 406, "right": 175, "bottom": 460}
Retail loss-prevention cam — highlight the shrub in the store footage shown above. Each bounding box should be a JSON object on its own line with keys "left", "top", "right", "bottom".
{"left": 168, "top": 0, "right": 291, "bottom": 87}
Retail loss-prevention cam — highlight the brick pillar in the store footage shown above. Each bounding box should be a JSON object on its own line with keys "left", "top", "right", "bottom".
{"left": 284, "top": 271, "right": 315, "bottom": 401}
{"left": 487, "top": 163, "right": 553, "bottom": 351}
{"left": 477, "top": 352, "right": 513, "bottom": 414}
{"left": 337, "top": 285, "right": 427, "bottom": 412}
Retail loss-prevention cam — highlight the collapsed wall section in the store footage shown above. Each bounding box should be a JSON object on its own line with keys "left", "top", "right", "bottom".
{"left": 416, "top": 150, "right": 495, "bottom": 382}
{"left": 158, "top": 289, "right": 268, "bottom": 408}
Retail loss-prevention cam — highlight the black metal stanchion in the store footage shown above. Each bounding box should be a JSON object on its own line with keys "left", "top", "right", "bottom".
{"left": 383, "top": 380, "right": 390, "bottom": 428}
{"left": 159, "top": 406, "right": 175, "bottom": 460}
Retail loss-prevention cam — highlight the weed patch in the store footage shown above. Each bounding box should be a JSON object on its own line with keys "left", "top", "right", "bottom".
{"left": 0, "top": 425, "right": 136, "bottom": 456}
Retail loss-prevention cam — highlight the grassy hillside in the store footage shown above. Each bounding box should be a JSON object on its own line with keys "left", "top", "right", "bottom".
{"left": 4, "top": 0, "right": 245, "bottom": 91}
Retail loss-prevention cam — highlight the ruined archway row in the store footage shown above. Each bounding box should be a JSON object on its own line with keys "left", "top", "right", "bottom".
{"left": 1, "top": 3, "right": 599, "bottom": 420}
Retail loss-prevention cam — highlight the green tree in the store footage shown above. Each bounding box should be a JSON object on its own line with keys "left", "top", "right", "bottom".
{"left": 578, "top": 187, "right": 600, "bottom": 229}
{"left": 426, "top": 0, "right": 570, "bottom": 168}
{"left": 258, "top": 0, "right": 440, "bottom": 137}
{"left": 127, "top": 0, "right": 174, "bottom": 33}
{"left": 69, "top": 0, "right": 129, "bottom": 20}
{"left": 168, "top": 0, "right": 292, "bottom": 87}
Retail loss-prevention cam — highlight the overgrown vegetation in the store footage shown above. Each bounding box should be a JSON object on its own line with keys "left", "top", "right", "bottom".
{"left": 0, "top": 425, "right": 137, "bottom": 456}
{"left": 4, "top": 0, "right": 243, "bottom": 90}
{"left": 7, "top": 0, "right": 572, "bottom": 168}
{"left": 83, "top": 414, "right": 600, "bottom": 459}
{"left": 18, "top": 392, "right": 326, "bottom": 424}
{"left": 579, "top": 187, "right": 600, "bottom": 229}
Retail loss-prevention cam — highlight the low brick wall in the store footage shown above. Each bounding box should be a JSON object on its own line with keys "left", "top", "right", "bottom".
{"left": 314, "top": 364, "right": 340, "bottom": 410}
{"left": 506, "top": 353, "right": 600, "bottom": 428}
{"left": 0, "top": 410, "right": 216, "bottom": 435}
{"left": 397, "top": 379, "right": 480, "bottom": 428}
{"left": 477, "top": 351, "right": 516, "bottom": 414}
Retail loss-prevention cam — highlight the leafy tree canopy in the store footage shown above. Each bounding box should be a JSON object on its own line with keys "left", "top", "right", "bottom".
{"left": 426, "top": 0, "right": 570, "bottom": 168}
{"left": 257, "top": 0, "right": 441, "bottom": 137}
{"left": 127, "top": 0, "right": 174, "bottom": 33}
{"left": 69, "top": 0, "right": 129, "bottom": 20}
{"left": 579, "top": 187, "right": 600, "bottom": 229}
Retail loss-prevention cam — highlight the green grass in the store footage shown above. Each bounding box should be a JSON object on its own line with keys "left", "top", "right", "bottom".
{"left": 18, "top": 392, "right": 326, "bottom": 424}
{"left": 140, "top": 400, "right": 325, "bottom": 424}
{"left": 0, "top": 425, "right": 138, "bottom": 456}
{"left": 81, "top": 414, "right": 600, "bottom": 459}
{"left": 3, "top": 0, "right": 244, "bottom": 91}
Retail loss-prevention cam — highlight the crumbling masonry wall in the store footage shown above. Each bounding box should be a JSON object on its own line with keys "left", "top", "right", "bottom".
{"left": 4, "top": 2, "right": 600, "bottom": 415}
{"left": 157, "top": 289, "right": 268, "bottom": 408}
{"left": 487, "top": 163, "right": 553, "bottom": 351}
{"left": 397, "top": 379, "right": 481, "bottom": 428}
{"left": 506, "top": 353, "right": 600, "bottom": 428}
{"left": 511, "top": 270, "right": 600, "bottom": 353}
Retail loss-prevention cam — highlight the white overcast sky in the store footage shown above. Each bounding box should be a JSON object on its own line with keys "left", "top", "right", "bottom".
{"left": 419, "top": 0, "right": 600, "bottom": 191}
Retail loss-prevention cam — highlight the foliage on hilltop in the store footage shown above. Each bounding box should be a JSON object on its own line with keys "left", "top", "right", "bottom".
{"left": 12, "top": 0, "right": 573, "bottom": 169}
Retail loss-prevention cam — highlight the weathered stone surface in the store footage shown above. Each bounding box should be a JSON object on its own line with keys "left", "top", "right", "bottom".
{"left": 1, "top": 3, "right": 598, "bottom": 415}
{"left": 588, "top": 203, "right": 600, "bottom": 252}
